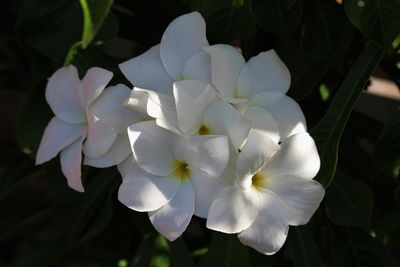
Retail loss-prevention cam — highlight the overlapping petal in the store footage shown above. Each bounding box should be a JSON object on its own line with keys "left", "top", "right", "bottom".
{"left": 81, "top": 67, "right": 113, "bottom": 106}
{"left": 149, "top": 181, "right": 194, "bottom": 241}
{"left": 60, "top": 136, "right": 84, "bottom": 192}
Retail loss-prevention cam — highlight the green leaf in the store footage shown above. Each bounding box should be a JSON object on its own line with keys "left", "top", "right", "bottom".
{"left": 310, "top": 42, "right": 384, "bottom": 187}
{"left": 289, "top": 225, "right": 322, "bottom": 267}
{"left": 332, "top": 228, "right": 396, "bottom": 267}
{"left": 345, "top": 0, "right": 400, "bottom": 49}
{"left": 199, "top": 233, "right": 250, "bottom": 267}
{"left": 79, "top": 0, "right": 114, "bottom": 48}
{"left": 254, "top": 0, "right": 302, "bottom": 39}
{"left": 325, "top": 174, "right": 374, "bottom": 231}
{"left": 373, "top": 109, "right": 400, "bottom": 178}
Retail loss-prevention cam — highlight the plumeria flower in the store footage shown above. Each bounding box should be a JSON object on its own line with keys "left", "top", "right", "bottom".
{"left": 118, "top": 121, "right": 229, "bottom": 241}
{"left": 36, "top": 65, "right": 113, "bottom": 192}
{"left": 205, "top": 44, "right": 307, "bottom": 142}
{"left": 207, "top": 130, "right": 325, "bottom": 254}
{"left": 84, "top": 84, "right": 148, "bottom": 168}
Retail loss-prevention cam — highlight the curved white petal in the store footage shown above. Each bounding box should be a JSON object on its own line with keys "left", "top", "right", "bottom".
{"left": 203, "top": 100, "right": 251, "bottom": 149}
{"left": 237, "top": 50, "right": 290, "bottom": 97}
{"left": 45, "top": 65, "right": 85, "bottom": 124}
{"left": 219, "top": 143, "right": 239, "bottom": 185}
{"left": 149, "top": 181, "right": 194, "bottom": 241}
{"left": 248, "top": 92, "right": 307, "bottom": 139}
{"left": 128, "top": 121, "right": 180, "bottom": 176}
{"left": 267, "top": 174, "right": 325, "bottom": 225}
{"left": 182, "top": 50, "right": 211, "bottom": 82}
{"left": 119, "top": 45, "right": 174, "bottom": 94}
{"left": 203, "top": 44, "right": 245, "bottom": 99}
{"left": 173, "top": 80, "right": 218, "bottom": 135}
{"left": 191, "top": 167, "right": 227, "bottom": 218}
{"left": 81, "top": 67, "right": 113, "bottom": 106}
{"left": 160, "top": 12, "right": 209, "bottom": 80}
{"left": 90, "top": 84, "right": 143, "bottom": 134}
{"left": 206, "top": 184, "right": 262, "bottom": 234}
{"left": 84, "top": 115, "right": 118, "bottom": 157}
{"left": 243, "top": 106, "right": 280, "bottom": 143}
{"left": 238, "top": 189, "right": 289, "bottom": 255}
{"left": 118, "top": 160, "right": 181, "bottom": 212}
{"left": 173, "top": 135, "right": 229, "bottom": 178}
{"left": 84, "top": 135, "right": 132, "bottom": 168}
{"left": 266, "top": 132, "right": 320, "bottom": 179}
{"left": 237, "top": 130, "right": 280, "bottom": 189}
{"left": 36, "top": 117, "right": 85, "bottom": 165}
{"left": 60, "top": 136, "right": 84, "bottom": 192}
{"left": 124, "top": 88, "right": 150, "bottom": 115}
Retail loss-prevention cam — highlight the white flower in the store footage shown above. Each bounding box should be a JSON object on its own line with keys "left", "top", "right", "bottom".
{"left": 36, "top": 65, "right": 113, "bottom": 192}
{"left": 206, "top": 130, "right": 325, "bottom": 254}
{"left": 119, "top": 12, "right": 210, "bottom": 95}
{"left": 205, "top": 45, "right": 307, "bottom": 141}
{"left": 84, "top": 84, "right": 147, "bottom": 168}
{"left": 118, "top": 121, "right": 229, "bottom": 241}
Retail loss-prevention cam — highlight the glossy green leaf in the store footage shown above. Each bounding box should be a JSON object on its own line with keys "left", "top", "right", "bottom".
{"left": 79, "top": 0, "right": 114, "bottom": 48}
{"left": 373, "top": 109, "right": 400, "bottom": 178}
{"left": 310, "top": 42, "right": 384, "bottom": 187}
{"left": 325, "top": 174, "right": 374, "bottom": 231}
{"left": 345, "top": 0, "right": 400, "bottom": 49}
{"left": 289, "top": 225, "right": 322, "bottom": 267}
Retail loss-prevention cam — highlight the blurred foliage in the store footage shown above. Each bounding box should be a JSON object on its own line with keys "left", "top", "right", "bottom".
{"left": 0, "top": 0, "right": 399, "bottom": 266}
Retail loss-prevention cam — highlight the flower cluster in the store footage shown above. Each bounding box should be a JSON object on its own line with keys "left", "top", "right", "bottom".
{"left": 36, "top": 12, "right": 325, "bottom": 254}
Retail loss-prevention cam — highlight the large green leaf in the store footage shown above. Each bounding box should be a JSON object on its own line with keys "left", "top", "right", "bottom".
{"left": 79, "top": 0, "right": 114, "bottom": 48}
{"left": 288, "top": 225, "right": 322, "bottom": 267}
{"left": 373, "top": 109, "right": 400, "bottom": 178}
{"left": 345, "top": 0, "right": 400, "bottom": 49}
{"left": 325, "top": 174, "right": 374, "bottom": 231}
{"left": 310, "top": 42, "right": 384, "bottom": 187}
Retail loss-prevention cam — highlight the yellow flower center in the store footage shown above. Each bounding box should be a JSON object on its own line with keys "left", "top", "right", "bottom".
{"left": 251, "top": 172, "right": 266, "bottom": 190}
{"left": 172, "top": 160, "right": 191, "bottom": 181}
{"left": 198, "top": 124, "right": 211, "bottom": 135}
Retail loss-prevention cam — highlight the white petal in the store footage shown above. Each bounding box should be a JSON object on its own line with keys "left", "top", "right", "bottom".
{"left": 128, "top": 121, "right": 180, "bottom": 176}
{"left": 118, "top": 160, "right": 181, "bottom": 212}
{"left": 160, "top": 12, "right": 208, "bottom": 80}
{"left": 84, "top": 134, "right": 132, "bottom": 168}
{"left": 90, "top": 84, "right": 143, "bottom": 134}
{"left": 119, "top": 45, "right": 174, "bottom": 94}
{"left": 124, "top": 88, "right": 150, "bottom": 115}
{"left": 173, "top": 80, "right": 218, "bottom": 135}
{"left": 60, "top": 136, "right": 84, "bottom": 192}
{"left": 203, "top": 100, "right": 251, "bottom": 149}
{"left": 267, "top": 175, "right": 325, "bottom": 225}
{"left": 36, "top": 117, "right": 85, "bottom": 165}
{"left": 173, "top": 135, "right": 229, "bottom": 178}
{"left": 237, "top": 130, "right": 280, "bottom": 189}
{"left": 45, "top": 65, "right": 85, "bottom": 124}
{"left": 219, "top": 143, "right": 239, "bottom": 185}
{"left": 243, "top": 106, "right": 280, "bottom": 143}
{"left": 190, "top": 167, "right": 227, "bottom": 218}
{"left": 84, "top": 115, "right": 117, "bottom": 157}
{"left": 266, "top": 132, "right": 320, "bottom": 179}
{"left": 238, "top": 190, "right": 289, "bottom": 255}
{"left": 203, "top": 44, "right": 245, "bottom": 99}
{"left": 149, "top": 181, "right": 194, "bottom": 241}
{"left": 248, "top": 92, "right": 307, "bottom": 139}
{"left": 237, "top": 50, "right": 290, "bottom": 97}
{"left": 182, "top": 50, "right": 211, "bottom": 82}
{"left": 206, "top": 184, "right": 262, "bottom": 234}
{"left": 81, "top": 67, "right": 113, "bottom": 106}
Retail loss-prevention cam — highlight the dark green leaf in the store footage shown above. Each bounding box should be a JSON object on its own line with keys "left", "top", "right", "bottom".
{"left": 345, "top": 0, "right": 400, "bottom": 49}
{"left": 199, "top": 232, "right": 250, "bottom": 267}
{"left": 325, "top": 174, "right": 374, "bottom": 231}
{"left": 79, "top": 0, "right": 114, "bottom": 48}
{"left": 289, "top": 225, "right": 322, "bottom": 267}
{"left": 310, "top": 42, "right": 384, "bottom": 187}
{"left": 373, "top": 109, "right": 400, "bottom": 178}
